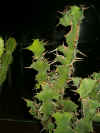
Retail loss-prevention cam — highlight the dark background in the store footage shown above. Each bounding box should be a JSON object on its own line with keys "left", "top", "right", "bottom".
{"left": 0, "top": 0, "right": 99, "bottom": 121}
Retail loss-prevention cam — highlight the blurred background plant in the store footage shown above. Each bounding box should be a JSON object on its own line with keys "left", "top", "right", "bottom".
{"left": 0, "top": 37, "right": 16, "bottom": 94}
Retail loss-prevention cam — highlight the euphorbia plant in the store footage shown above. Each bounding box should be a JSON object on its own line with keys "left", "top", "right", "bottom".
{"left": 24, "top": 5, "right": 100, "bottom": 133}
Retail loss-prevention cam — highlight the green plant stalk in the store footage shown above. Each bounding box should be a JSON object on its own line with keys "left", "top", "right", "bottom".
{"left": 0, "top": 37, "right": 16, "bottom": 86}
{"left": 58, "top": 6, "right": 85, "bottom": 76}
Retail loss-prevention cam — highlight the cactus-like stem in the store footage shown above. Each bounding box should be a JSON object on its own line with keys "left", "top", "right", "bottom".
{"left": 58, "top": 6, "right": 84, "bottom": 77}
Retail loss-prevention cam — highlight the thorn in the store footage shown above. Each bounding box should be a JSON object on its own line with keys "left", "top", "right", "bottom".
{"left": 24, "top": 66, "right": 32, "bottom": 69}
{"left": 77, "top": 50, "right": 88, "bottom": 57}
{"left": 57, "top": 10, "right": 64, "bottom": 15}
{"left": 47, "top": 49, "right": 57, "bottom": 54}
{"left": 49, "top": 60, "right": 57, "bottom": 65}
{"left": 75, "top": 57, "right": 84, "bottom": 61}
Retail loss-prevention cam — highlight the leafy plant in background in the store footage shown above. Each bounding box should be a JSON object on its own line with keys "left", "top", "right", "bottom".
{"left": 24, "top": 5, "right": 100, "bottom": 133}
{"left": 0, "top": 37, "right": 16, "bottom": 86}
